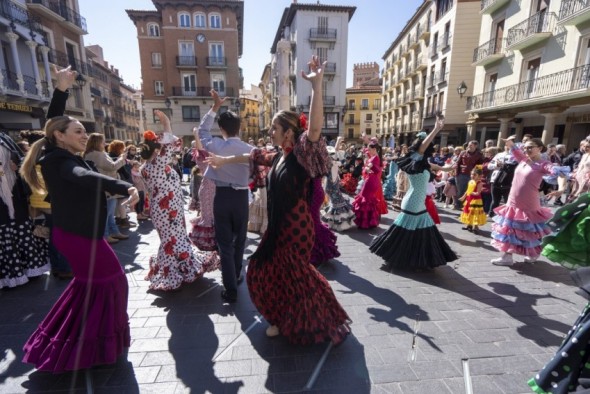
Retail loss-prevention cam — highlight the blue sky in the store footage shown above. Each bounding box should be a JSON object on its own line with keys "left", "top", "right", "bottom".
{"left": 79, "top": 0, "right": 423, "bottom": 90}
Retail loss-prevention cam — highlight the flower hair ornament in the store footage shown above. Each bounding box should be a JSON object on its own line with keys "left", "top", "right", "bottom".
{"left": 299, "top": 113, "right": 307, "bottom": 131}
{"left": 143, "top": 130, "right": 157, "bottom": 141}
{"left": 416, "top": 131, "right": 428, "bottom": 140}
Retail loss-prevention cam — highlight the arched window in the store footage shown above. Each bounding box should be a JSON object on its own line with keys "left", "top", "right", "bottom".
{"left": 209, "top": 13, "right": 221, "bottom": 29}
{"left": 147, "top": 23, "right": 160, "bottom": 37}
{"left": 178, "top": 12, "right": 190, "bottom": 28}
{"left": 194, "top": 12, "right": 206, "bottom": 28}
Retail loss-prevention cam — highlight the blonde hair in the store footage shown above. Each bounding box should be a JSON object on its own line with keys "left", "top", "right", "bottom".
{"left": 20, "top": 116, "right": 76, "bottom": 193}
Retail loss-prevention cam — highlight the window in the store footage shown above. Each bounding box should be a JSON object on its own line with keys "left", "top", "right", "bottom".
{"left": 440, "top": 58, "right": 447, "bottom": 83}
{"left": 147, "top": 23, "right": 160, "bottom": 37}
{"left": 578, "top": 38, "right": 590, "bottom": 88}
{"left": 348, "top": 114, "right": 354, "bottom": 124}
{"left": 431, "top": 32, "right": 438, "bottom": 56}
{"left": 366, "top": 128, "right": 372, "bottom": 135}
{"left": 373, "top": 99, "right": 380, "bottom": 110}
{"left": 179, "top": 41, "right": 195, "bottom": 65}
{"left": 209, "top": 43, "right": 224, "bottom": 65}
{"left": 361, "top": 99, "right": 369, "bottom": 110}
{"left": 182, "top": 73, "right": 197, "bottom": 96}
{"left": 209, "top": 13, "right": 221, "bottom": 28}
{"left": 436, "top": 0, "right": 454, "bottom": 20}
{"left": 348, "top": 129, "right": 354, "bottom": 139}
{"left": 325, "top": 113, "right": 338, "bottom": 129}
{"left": 429, "top": 65, "right": 436, "bottom": 87}
{"left": 317, "top": 16, "right": 328, "bottom": 33}
{"left": 151, "top": 52, "right": 162, "bottom": 67}
{"left": 438, "top": 92, "right": 444, "bottom": 113}
{"left": 154, "top": 81, "right": 164, "bottom": 96}
{"left": 366, "top": 114, "right": 373, "bottom": 121}
{"left": 179, "top": 13, "right": 191, "bottom": 28}
{"left": 182, "top": 106, "right": 200, "bottom": 122}
{"left": 442, "top": 22, "right": 451, "bottom": 48}
{"left": 194, "top": 13, "right": 206, "bottom": 27}
{"left": 316, "top": 47, "right": 328, "bottom": 63}
{"left": 348, "top": 99, "right": 355, "bottom": 110}
{"left": 486, "top": 73, "right": 497, "bottom": 105}
{"left": 211, "top": 73, "right": 226, "bottom": 95}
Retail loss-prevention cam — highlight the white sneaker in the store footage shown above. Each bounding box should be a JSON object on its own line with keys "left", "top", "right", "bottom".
{"left": 524, "top": 256, "right": 538, "bottom": 263}
{"left": 491, "top": 255, "right": 513, "bottom": 266}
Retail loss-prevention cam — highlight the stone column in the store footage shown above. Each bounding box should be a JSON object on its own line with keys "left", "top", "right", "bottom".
{"left": 39, "top": 46, "right": 53, "bottom": 93}
{"left": 479, "top": 126, "right": 487, "bottom": 147}
{"left": 496, "top": 117, "right": 511, "bottom": 149}
{"left": 466, "top": 120, "right": 477, "bottom": 142}
{"left": 514, "top": 120, "right": 524, "bottom": 141}
{"left": 25, "top": 40, "right": 42, "bottom": 95}
{"left": 439, "top": 132, "right": 449, "bottom": 147}
{"left": 5, "top": 32, "right": 23, "bottom": 92}
{"left": 541, "top": 112, "right": 558, "bottom": 145}
{"left": 276, "top": 39, "right": 291, "bottom": 112}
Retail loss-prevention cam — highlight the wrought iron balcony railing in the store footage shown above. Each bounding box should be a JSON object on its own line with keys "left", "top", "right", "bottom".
{"left": 0, "top": 0, "right": 44, "bottom": 35}
{"left": 176, "top": 56, "right": 197, "bottom": 66}
{"left": 466, "top": 64, "right": 590, "bottom": 111}
{"left": 206, "top": 57, "right": 227, "bottom": 67}
{"left": 29, "top": 0, "right": 87, "bottom": 33}
{"left": 309, "top": 28, "right": 337, "bottom": 40}
{"left": 2, "top": 68, "right": 19, "bottom": 90}
{"left": 506, "top": 11, "right": 556, "bottom": 48}
{"left": 23, "top": 74, "right": 37, "bottom": 95}
{"left": 473, "top": 37, "right": 505, "bottom": 63}
{"left": 559, "top": 0, "right": 590, "bottom": 21}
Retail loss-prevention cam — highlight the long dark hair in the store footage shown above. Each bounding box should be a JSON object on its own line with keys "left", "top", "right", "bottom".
{"left": 368, "top": 141, "right": 382, "bottom": 166}
{"left": 139, "top": 139, "right": 162, "bottom": 160}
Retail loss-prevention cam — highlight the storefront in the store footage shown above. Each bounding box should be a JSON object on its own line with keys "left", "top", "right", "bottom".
{"left": 0, "top": 100, "right": 46, "bottom": 141}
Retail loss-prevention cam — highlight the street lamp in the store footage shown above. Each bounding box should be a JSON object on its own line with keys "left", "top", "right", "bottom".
{"left": 164, "top": 97, "right": 172, "bottom": 117}
{"left": 457, "top": 81, "right": 468, "bottom": 99}
{"left": 75, "top": 74, "right": 86, "bottom": 88}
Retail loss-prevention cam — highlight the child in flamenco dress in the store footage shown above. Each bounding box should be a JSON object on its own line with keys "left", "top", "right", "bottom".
{"left": 322, "top": 146, "right": 356, "bottom": 231}
{"left": 528, "top": 193, "right": 590, "bottom": 393}
{"left": 459, "top": 167, "right": 487, "bottom": 234}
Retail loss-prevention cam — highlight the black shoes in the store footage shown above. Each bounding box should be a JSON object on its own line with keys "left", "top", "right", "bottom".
{"left": 221, "top": 290, "right": 237, "bottom": 303}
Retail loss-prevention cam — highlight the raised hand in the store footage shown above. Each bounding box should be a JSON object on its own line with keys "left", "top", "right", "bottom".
{"left": 210, "top": 89, "right": 228, "bottom": 111}
{"left": 53, "top": 65, "right": 77, "bottom": 92}
{"left": 301, "top": 55, "right": 325, "bottom": 86}
{"left": 154, "top": 110, "right": 171, "bottom": 132}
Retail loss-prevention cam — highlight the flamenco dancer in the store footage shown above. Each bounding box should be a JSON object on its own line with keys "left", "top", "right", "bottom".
{"left": 207, "top": 55, "right": 350, "bottom": 344}
{"left": 370, "top": 117, "right": 458, "bottom": 270}
{"left": 352, "top": 140, "right": 384, "bottom": 229}
{"left": 322, "top": 145, "right": 355, "bottom": 231}
{"left": 459, "top": 166, "right": 487, "bottom": 234}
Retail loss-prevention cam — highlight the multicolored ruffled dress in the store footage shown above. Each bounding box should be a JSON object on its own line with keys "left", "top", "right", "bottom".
{"left": 491, "top": 147, "right": 570, "bottom": 258}
{"left": 383, "top": 160, "right": 398, "bottom": 200}
{"left": 322, "top": 159, "right": 355, "bottom": 231}
{"left": 247, "top": 132, "right": 351, "bottom": 345}
{"left": 529, "top": 194, "right": 590, "bottom": 393}
{"left": 460, "top": 180, "right": 487, "bottom": 227}
{"left": 142, "top": 134, "right": 219, "bottom": 291}
{"left": 370, "top": 149, "right": 458, "bottom": 270}
{"left": 188, "top": 149, "right": 217, "bottom": 251}
{"left": 352, "top": 154, "right": 383, "bottom": 229}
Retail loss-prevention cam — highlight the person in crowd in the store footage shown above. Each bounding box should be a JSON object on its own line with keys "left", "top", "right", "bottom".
{"left": 485, "top": 139, "right": 495, "bottom": 149}
{"left": 197, "top": 91, "right": 254, "bottom": 303}
{"left": 83, "top": 133, "right": 129, "bottom": 244}
{"left": 247, "top": 141, "right": 272, "bottom": 234}
{"left": 480, "top": 146, "right": 496, "bottom": 214}
{"left": 182, "top": 145, "right": 196, "bottom": 183}
{"left": 442, "top": 169, "right": 457, "bottom": 209}
{"left": 454, "top": 140, "right": 484, "bottom": 210}
{"left": 16, "top": 140, "right": 30, "bottom": 153}
{"left": 459, "top": 167, "right": 487, "bottom": 234}
{"left": 370, "top": 117, "right": 458, "bottom": 271}
{"left": 188, "top": 165, "right": 202, "bottom": 211}
{"left": 141, "top": 112, "right": 219, "bottom": 291}
{"left": 382, "top": 153, "right": 398, "bottom": 201}
{"left": 20, "top": 66, "right": 139, "bottom": 372}
{"left": 322, "top": 145, "right": 355, "bottom": 231}
{"left": 188, "top": 127, "right": 217, "bottom": 251}
{"left": 487, "top": 136, "right": 518, "bottom": 217}
{"left": 490, "top": 138, "right": 569, "bottom": 266}
{"left": 565, "top": 139, "right": 590, "bottom": 203}
{"left": 341, "top": 155, "right": 362, "bottom": 195}
{"left": 352, "top": 139, "right": 385, "bottom": 229}
{"left": 130, "top": 161, "right": 149, "bottom": 221}
{"left": 206, "top": 55, "right": 350, "bottom": 344}
{"left": 20, "top": 130, "right": 72, "bottom": 278}
{"left": 108, "top": 140, "right": 135, "bottom": 229}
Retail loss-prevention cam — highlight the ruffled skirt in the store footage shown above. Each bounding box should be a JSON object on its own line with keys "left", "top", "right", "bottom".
{"left": 340, "top": 173, "right": 358, "bottom": 195}
{"left": 491, "top": 204, "right": 552, "bottom": 258}
{"left": 322, "top": 177, "right": 355, "bottom": 231}
{"left": 460, "top": 196, "right": 487, "bottom": 226}
{"left": 310, "top": 178, "right": 340, "bottom": 265}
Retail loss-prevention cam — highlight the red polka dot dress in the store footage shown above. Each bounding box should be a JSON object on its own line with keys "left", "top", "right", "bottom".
{"left": 141, "top": 133, "right": 219, "bottom": 291}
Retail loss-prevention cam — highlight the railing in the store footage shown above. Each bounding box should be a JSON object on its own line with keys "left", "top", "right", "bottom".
{"left": 101, "top": 97, "right": 112, "bottom": 105}
{"left": 45, "top": 48, "right": 93, "bottom": 75}
{"left": 111, "top": 87, "right": 122, "bottom": 97}
{"left": 90, "top": 86, "right": 101, "bottom": 96}
{"left": 559, "top": 0, "right": 590, "bottom": 20}
{"left": 115, "top": 120, "right": 126, "bottom": 128}
{"left": 309, "top": 28, "right": 337, "bottom": 40}
{"left": 2, "top": 69, "right": 19, "bottom": 90}
{"left": 466, "top": 64, "right": 590, "bottom": 111}
{"left": 481, "top": 0, "right": 503, "bottom": 10}
{"left": 41, "top": 80, "right": 48, "bottom": 96}
{"left": 324, "top": 62, "right": 336, "bottom": 73}
{"left": 176, "top": 56, "right": 197, "bottom": 66}
{"left": 440, "top": 33, "right": 452, "bottom": 50}
{"left": 507, "top": 11, "right": 557, "bottom": 47}
{"left": 0, "top": 0, "right": 44, "bottom": 35}
{"left": 436, "top": 71, "right": 449, "bottom": 84}
{"left": 23, "top": 74, "right": 37, "bottom": 95}
{"left": 93, "top": 108, "right": 104, "bottom": 117}
{"left": 473, "top": 37, "right": 505, "bottom": 63}
{"left": 310, "top": 95, "right": 335, "bottom": 105}
{"left": 29, "top": 0, "right": 87, "bottom": 33}
{"left": 206, "top": 57, "right": 227, "bottom": 66}
{"left": 172, "top": 86, "right": 234, "bottom": 97}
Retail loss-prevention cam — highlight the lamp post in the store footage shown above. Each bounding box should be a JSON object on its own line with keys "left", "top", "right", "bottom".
{"left": 457, "top": 81, "right": 468, "bottom": 99}
{"left": 164, "top": 97, "right": 172, "bottom": 118}
{"left": 75, "top": 74, "right": 86, "bottom": 88}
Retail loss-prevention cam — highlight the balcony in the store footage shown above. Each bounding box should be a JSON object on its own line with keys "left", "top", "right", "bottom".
{"left": 440, "top": 33, "right": 452, "bottom": 51}
{"left": 414, "top": 85, "right": 424, "bottom": 100}
{"left": 43, "top": 48, "right": 93, "bottom": 76}
{"left": 309, "top": 28, "right": 337, "bottom": 41}
{"left": 558, "top": 0, "right": 590, "bottom": 25}
{"left": 506, "top": 12, "right": 556, "bottom": 51}
{"left": 436, "top": 71, "right": 449, "bottom": 85}
{"left": 27, "top": 0, "right": 87, "bottom": 34}
{"left": 308, "top": 95, "right": 335, "bottom": 106}
{"left": 480, "top": 0, "right": 510, "bottom": 15}
{"left": 206, "top": 57, "right": 227, "bottom": 68}
{"left": 115, "top": 120, "right": 126, "bottom": 128}
{"left": 111, "top": 87, "right": 122, "bottom": 97}
{"left": 414, "top": 54, "right": 427, "bottom": 71}
{"left": 472, "top": 37, "right": 506, "bottom": 66}
{"left": 171, "top": 86, "right": 235, "bottom": 97}
{"left": 345, "top": 120, "right": 360, "bottom": 126}
{"left": 1, "top": 0, "right": 45, "bottom": 37}
{"left": 90, "top": 86, "right": 101, "bottom": 97}
{"left": 93, "top": 108, "right": 104, "bottom": 118}
{"left": 418, "top": 23, "right": 430, "bottom": 41}
{"left": 466, "top": 64, "right": 590, "bottom": 112}
{"left": 176, "top": 56, "right": 197, "bottom": 67}
{"left": 324, "top": 62, "right": 336, "bottom": 74}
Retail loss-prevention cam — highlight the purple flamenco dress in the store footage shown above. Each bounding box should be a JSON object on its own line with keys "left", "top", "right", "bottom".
{"left": 310, "top": 177, "right": 340, "bottom": 266}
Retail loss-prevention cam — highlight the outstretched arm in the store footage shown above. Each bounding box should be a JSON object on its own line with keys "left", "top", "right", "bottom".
{"left": 301, "top": 55, "right": 325, "bottom": 142}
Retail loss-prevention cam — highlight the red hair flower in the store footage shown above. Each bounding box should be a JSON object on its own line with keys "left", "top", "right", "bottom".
{"left": 144, "top": 130, "right": 157, "bottom": 141}
{"left": 299, "top": 113, "right": 307, "bottom": 131}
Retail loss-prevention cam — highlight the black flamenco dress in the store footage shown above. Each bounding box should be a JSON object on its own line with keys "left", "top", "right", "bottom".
{"left": 370, "top": 150, "right": 457, "bottom": 270}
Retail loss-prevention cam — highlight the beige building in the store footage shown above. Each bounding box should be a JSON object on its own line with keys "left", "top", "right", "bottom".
{"left": 345, "top": 62, "right": 381, "bottom": 141}
{"left": 467, "top": 0, "right": 590, "bottom": 150}
{"left": 239, "top": 84, "right": 262, "bottom": 141}
{"left": 0, "top": 0, "right": 92, "bottom": 137}
{"left": 127, "top": 0, "right": 244, "bottom": 144}
{"left": 381, "top": 0, "right": 481, "bottom": 147}
{"left": 258, "top": 63, "right": 272, "bottom": 137}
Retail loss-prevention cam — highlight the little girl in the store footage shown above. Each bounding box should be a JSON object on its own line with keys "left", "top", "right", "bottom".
{"left": 459, "top": 167, "right": 487, "bottom": 234}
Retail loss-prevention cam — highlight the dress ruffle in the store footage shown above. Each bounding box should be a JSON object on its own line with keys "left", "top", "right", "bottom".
{"left": 188, "top": 221, "right": 217, "bottom": 251}
{"left": 340, "top": 173, "right": 358, "bottom": 195}
{"left": 310, "top": 178, "right": 340, "bottom": 265}
{"left": 460, "top": 196, "right": 487, "bottom": 226}
{"left": 352, "top": 195, "right": 380, "bottom": 229}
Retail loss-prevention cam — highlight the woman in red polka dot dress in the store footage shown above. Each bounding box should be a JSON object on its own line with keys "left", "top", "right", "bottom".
{"left": 208, "top": 56, "right": 350, "bottom": 344}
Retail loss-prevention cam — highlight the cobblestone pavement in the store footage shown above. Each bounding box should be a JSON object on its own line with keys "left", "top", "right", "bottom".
{"left": 0, "top": 200, "right": 583, "bottom": 393}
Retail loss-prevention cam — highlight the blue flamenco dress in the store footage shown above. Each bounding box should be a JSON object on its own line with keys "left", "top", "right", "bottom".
{"left": 370, "top": 151, "right": 457, "bottom": 270}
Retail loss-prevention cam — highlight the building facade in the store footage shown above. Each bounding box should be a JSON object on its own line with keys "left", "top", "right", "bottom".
{"left": 239, "top": 83, "right": 261, "bottom": 141}
{"left": 467, "top": 0, "right": 590, "bottom": 150}
{"left": 345, "top": 62, "right": 381, "bottom": 141}
{"left": 269, "top": 3, "right": 356, "bottom": 140}
{"left": 381, "top": 0, "right": 481, "bottom": 147}
{"left": 0, "top": 0, "right": 92, "bottom": 138}
{"left": 127, "top": 0, "right": 244, "bottom": 144}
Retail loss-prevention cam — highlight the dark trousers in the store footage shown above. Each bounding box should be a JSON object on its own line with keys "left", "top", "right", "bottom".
{"left": 488, "top": 185, "right": 510, "bottom": 217}
{"left": 455, "top": 174, "right": 471, "bottom": 209}
{"left": 213, "top": 187, "right": 249, "bottom": 296}
{"left": 135, "top": 191, "right": 145, "bottom": 214}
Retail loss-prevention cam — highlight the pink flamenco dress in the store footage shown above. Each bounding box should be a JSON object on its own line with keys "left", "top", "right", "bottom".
{"left": 352, "top": 154, "right": 383, "bottom": 229}
{"left": 142, "top": 134, "right": 219, "bottom": 291}
{"left": 188, "top": 149, "right": 217, "bottom": 251}
{"left": 491, "top": 147, "right": 570, "bottom": 258}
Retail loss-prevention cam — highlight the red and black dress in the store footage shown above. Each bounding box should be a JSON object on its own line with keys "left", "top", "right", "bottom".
{"left": 247, "top": 133, "right": 351, "bottom": 345}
